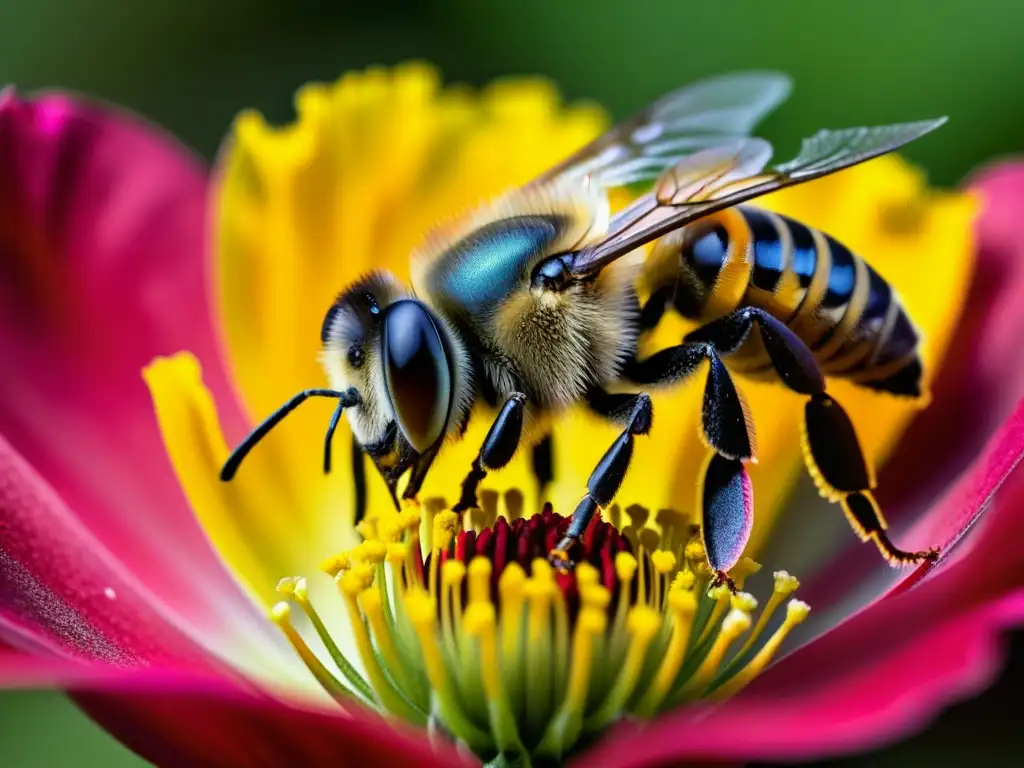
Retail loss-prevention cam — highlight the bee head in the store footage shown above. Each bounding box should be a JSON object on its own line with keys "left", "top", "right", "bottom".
{"left": 320, "top": 271, "right": 473, "bottom": 501}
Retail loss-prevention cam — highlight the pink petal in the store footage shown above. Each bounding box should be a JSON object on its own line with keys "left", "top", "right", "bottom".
{"left": 0, "top": 90, "right": 268, "bottom": 656}
{"left": 0, "top": 434, "right": 215, "bottom": 668}
{"left": 67, "top": 669, "right": 470, "bottom": 768}
{"left": 580, "top": 396, "right": 1024, "bottom": 765}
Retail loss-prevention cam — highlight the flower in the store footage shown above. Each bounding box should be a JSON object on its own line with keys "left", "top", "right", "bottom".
{"left": 1, "top": 64, "right": 1023, "bottom": 767}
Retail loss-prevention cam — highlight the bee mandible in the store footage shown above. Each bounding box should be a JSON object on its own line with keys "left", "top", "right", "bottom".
{"left": 220, "top": 72, "right": 945, "bottom": 581}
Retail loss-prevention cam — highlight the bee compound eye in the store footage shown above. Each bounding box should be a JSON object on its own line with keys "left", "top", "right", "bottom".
{"left": 381, "top": 300, "right": 453, "bottom": 453}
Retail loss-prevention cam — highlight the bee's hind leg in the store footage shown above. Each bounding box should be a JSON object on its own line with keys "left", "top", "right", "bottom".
{"left": 623, "top": 337, "right": 758, "bottom": 578}
{"left": 691, "top": 307, "right": 938, "bottom": 567}
{"left": 451, "top": 392, "right": 527, "bottom": 513}
{"left": 548, "top": 390, "right": 653, "bottom": 571}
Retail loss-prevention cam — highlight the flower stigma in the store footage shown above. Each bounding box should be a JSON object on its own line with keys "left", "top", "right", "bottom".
{"left": 272, "top": 497, "right": 809, "bottom": 765}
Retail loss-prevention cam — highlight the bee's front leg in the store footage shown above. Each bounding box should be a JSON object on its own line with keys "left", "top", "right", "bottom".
{"left": 548, "top": 391, "right": 653, "bottom": 571}
{"left": 452, "top": 392, "right": 527, "bottom": 513}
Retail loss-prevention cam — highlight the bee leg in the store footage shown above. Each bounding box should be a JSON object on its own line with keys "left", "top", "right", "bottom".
{"left": 804, "top": 392, "right": 938, "bottom": 565}
{"left": 624, "top": 341, "right": 757, "bottom": 462}
{"left": 700, "top": 452, "right": 755, "bottom": 587}
{"left": 700, "top": 307, "right": 938, "bottom": 566}
{"left": 549, "top": 392, "right": 653, "bottom": 570}
{"left": 451, "top": 392, "right": 527, "bottom": 513}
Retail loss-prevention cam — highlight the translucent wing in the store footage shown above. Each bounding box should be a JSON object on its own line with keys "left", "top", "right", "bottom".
{"left": 570, "top": 118, "right": 947, "bottom": 276}
{"left": 530, "top": 71, "right": 792, "bottom": 191}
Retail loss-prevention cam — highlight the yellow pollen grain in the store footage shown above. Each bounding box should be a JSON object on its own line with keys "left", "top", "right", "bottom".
{"left": 774, "top": 570, "right": 801, "bottom": 595}
{"left": 580, "top": 584, "right": 611, "bottom": 611}
{"left": 319, "top": 552, "right": 352, "bottom": 577}
{"left": 712, "top": 599, "right": 811, "bottom": 701}
{"left": 731, "top": 591, "right": 758, "bottom": 613}
{"left": 399, "top": 507, "right": 423, "bottom": 532}
{"left": 672, "top": 569, "right": 696, "bottom": 592}
{"left": 338, "top": 566, "right": 373, "bottom": 598}
{"left": 355, "top": 519, "right": 377, "bottom": 541}
{"left": 276, "top": 576, "right": 300, "bottom": 597}
{"left": 441, "top": 559, "right": 467, "bottom": 587}
{"left": 735, "top": 570, "right": 802, "bottom": 660}
{"left": 651, "top": 550, "right": 677, "bottom": 575}
{"left": 615, "top": 552, "right": 638, "bottom": 582}
{"left": 433, "top": 511, "right": 459, "bottom": 551}
{"left": 575, "top": 562, "right": 600, "bottom": 589}
{"left": 684, "top": 540, "right": 706, "bottom": 564}
{"left": 378, "top": 519, "right": 403, "bottom": 544}
{"left": 386, "top": 542, "right": 408, "bottom": 565}
{"left": 353, "top": 540, "right": 387, "bottom": 565}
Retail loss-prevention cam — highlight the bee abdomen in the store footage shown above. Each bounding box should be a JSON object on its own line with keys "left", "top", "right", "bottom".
{"left": 662, "top": 206, "right": 924, "bottom": 398}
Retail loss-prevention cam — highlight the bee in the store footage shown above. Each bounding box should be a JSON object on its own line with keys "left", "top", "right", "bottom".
{"left": 220, "top": 71, "right": 945, "bottom": 580}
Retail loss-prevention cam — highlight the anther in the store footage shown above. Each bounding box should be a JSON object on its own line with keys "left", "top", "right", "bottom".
{"left": 651, "top": 550, "right": 678, "bottom": 575}
{"left": 319, "top": 551, "right": 352, "bottom": 577}
{"left": 353, "top": 540, "right": 387, "bottom": 565}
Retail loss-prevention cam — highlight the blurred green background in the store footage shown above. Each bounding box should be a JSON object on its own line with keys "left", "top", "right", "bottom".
{"left": 1, "top": 1, "right": 1022, "bottom": 765}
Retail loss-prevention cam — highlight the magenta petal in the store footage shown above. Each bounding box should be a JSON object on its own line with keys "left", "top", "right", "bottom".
{"left": 0, "top": 90, "right": 262, "bottom": 651}
{"left": 580, "top": 398, "right": 1024, "bottom": 766}
{"left": 0, "top": 434, "right": 215, "bottom": 667}
{"left": 69, "top": 670, "right": 472, "bottom": 768}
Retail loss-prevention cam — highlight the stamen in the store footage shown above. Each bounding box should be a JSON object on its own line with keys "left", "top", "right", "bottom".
{"left": 536, "top": 608, "right": 607, "bottom": 759}
{"left": 270, "top": 603, "right": 353, "bottom": 703}
{"left": 711, "top": 599, "right": 811, "bottom": 700}
{"left": 734, "top": 570, "right": 800, "bottom": 659}
{"left": 587, "top": 605, "right": 660, "bottom": 730}
{"left": 406, "top": 590, "right": 489, "bottom": 750}
{"left": 278, "top": 577, "right": 373, "bottom": 702}
{"left": 272, "top": 504, "right": 808, "bottom": 764}
{"left": 634, "top": 587, "right": 697, "bottom": 716}
{"left": 337, "top": 571, "right": 424, "bottom": 724}
{"left": 680, "top": 607, "right": 752, "bottom": 696}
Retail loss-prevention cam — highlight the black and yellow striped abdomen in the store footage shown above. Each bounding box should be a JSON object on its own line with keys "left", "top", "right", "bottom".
{"left": 646, "top": 205, "right": 924, "bottom": 398}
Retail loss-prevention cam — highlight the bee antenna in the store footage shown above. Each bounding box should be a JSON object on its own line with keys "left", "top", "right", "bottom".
{"left": 220, "top": 388, "right": 361, "bottom": 481}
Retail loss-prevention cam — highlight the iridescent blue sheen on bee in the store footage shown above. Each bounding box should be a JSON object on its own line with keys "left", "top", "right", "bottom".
{"left": 429, "top": 216, "right": 565, "bottom": 317}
